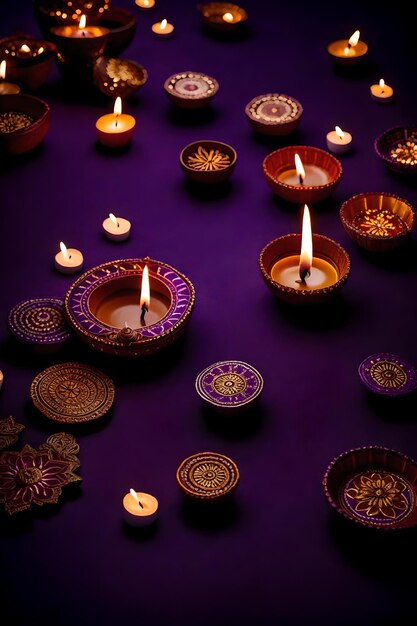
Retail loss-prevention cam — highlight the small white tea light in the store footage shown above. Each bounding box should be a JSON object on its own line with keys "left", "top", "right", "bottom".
{"left": 151, "top": 18, "right": 174, "bottom": 37}
{"left": 135, "top": 0, "right": 155, "bottom": 9}
{"left": 370, "top": 78, "right": 394, "bottom": 103}
{"left": 123, "top": 488, "right": 159, "bottom": 526}
{"left": 54, "top": 241, "right": 84, "bottom": 274}
{"left": 102, "top": 212, "right": 131, "bottom": 241}
{"left": 326, "top": 125, "right": 353, "bottom": 154}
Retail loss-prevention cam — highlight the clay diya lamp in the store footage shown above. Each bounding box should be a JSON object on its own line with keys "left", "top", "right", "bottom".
{"left": 0, "top": 60, "right": 20, "bottom": 95}
{"left": 340, "top": 192, "right": 416, "bottom": 252}
{"left": 259, "top": 205, "right": 350, "bottom": 305}
{"left": 198, "top": 2, "right": 248, "bottom": 31}
{"left": 323, "top": 446, "right": 417, "bottom": 529}
{"left": 0, "top": 94, "right": 50, "bottom": 156}
{"left": 0, "top": 36, "right": 57, "bottom": 91}
{"left": 33, "top": 0, "right": 111, "bottom": 38}
{"left": 180, "top": 140, "right": 237, "bottom": 184}
{"left": 245, "top": 93, "right": 303, "bottom": 136}
{"left": 176, "top": 452, "right": 240, "bottom": 501}
{"left": 98, "top": 6, "right": 137, "bottom": 56}
{"left": 93, "top": 56, "right": 148, "bottom": 98}
{"left": 8, "top": 297, "right": 72, "bottom": 353}
{"left": 164, "top": 71, "right": 219, "bottom": 109}
{"left": 375, "top": 125, "right": 417, "bottom": 176}
{"left": 195, "top": 360, "right": 264, "bottom": 412}
{"left": 263, "top": 146, "right": 342, "bottom": 204}
{"left": 65, "top": 257, "right": 196, "bottom": 357}
{"left": 50, "top": 14, "right": 109, "bottom": 66}
{"left": 327, "top": 29, "right": 368, "bottom": 66}
{"left": 358, "top": 353, "right": 417, "bottom": 397}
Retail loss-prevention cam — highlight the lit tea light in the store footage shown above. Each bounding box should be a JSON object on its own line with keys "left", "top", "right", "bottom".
{"left": 96, "top": 96, "right": 136, "bottom": 148}
{"left": 278, "top": 152, "right": 329, "bottom": 187}
{"left": 0, "top": 60, "right": 20, "bottom": 95}
{"left": 54, "top": 241, "right": 84, "bottom": 274}
{"left": 328, "top": 29, "right": 368, "bottom": 64}
{"left": 140, "top": 264, "right": 150, "bottom": 322}
{"left": 326, "top": 125, "right": 352, "bottom": 154}
{"left": 370, "top": 78, "right": 394, "bottom": 103}
{"left": 50, "top": 13, "right": 109, "bottom": 64}
{"left": 135, "top": 0, "right": 155, "bottom": 8}
{"left": 102, "top": 212, "right": 131, "bottom": 241}
{"left": 223, "top": 12, "right": 235, "bottom": 22}
{"left": 123, "top": 488, "right": 159, "bottom": 526}
{"left": 271, "top": 205, "right": 339, "bottom": 290}
{"left": 151, "top": 18, "right": 174, "bottom": 37}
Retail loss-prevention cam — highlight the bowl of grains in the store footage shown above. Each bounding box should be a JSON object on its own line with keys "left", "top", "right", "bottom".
{"left": 179, "top": 139, "right": 237, "bottom": 184}
{"left": 0, "top": 94, "right": 50, "bottom": 156}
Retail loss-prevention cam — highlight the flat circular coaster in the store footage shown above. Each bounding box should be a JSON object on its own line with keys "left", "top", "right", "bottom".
{"left": 245, "top": 93, "right": 303, "bottom": 135}
{"left": 176, "top": 451, "right": 239, "bottom": 500}
{"left": 195, "top": 360, "right": 263, "bottom": 409}
{"left": 8, "top": 297, "right": 71, "bottom": 346}
{"left": 31, "top": 362, "right": 115, "bottom": 423}
{"left": 358, "top": 352, "right": 417, "bottom": 396}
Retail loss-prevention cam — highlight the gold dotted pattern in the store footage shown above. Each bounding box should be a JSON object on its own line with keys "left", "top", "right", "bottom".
{"left": 212, "top": 372, "right": 246, "bottom": 396}
{"left": 370, "top": 360, "right": 407, "bottom": 389}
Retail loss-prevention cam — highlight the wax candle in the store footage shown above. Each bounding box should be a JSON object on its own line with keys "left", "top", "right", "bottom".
{"left": 370, "top": 79, "right": 393, "bottom": 103}
{"left": 327, "top": 29, "right": 368, "bottom": 63}
{"left": 102, "top": 213, "right": 131, "bottom": 241}
{"left": 135, "top": 0, "right": 155, "bottom": 8}
{"left": 326, "top": 126, "right": 352, "bottom": 154}
{"left": 96, "top": 97, "right": 136, "bottom": 148}
{"left": 54, "top": 241, "right": 84, "bottom": 274}
{"left": 123, "top": 489, "right": 159, "bottom": 526}
{"left": 0, "top": 60, "right": 20, "bottom": 95}
{"left": 278, "top": 153, "right": 329, "bottom": 187}
{"left": 151, "top": 18, "right": 174, "bottom": 37}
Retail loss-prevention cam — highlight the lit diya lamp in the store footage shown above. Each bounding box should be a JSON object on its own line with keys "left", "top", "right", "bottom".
{"left": 96, "top": 96, "right": 136, "bottom": 148}
{"left": 0, "top": 36, "right": 57, "bottom": 91}
{"left": 50, "top": 14, "right": 109, "bottom": 64}
{"left": 198, "top": 2, "right": 248, "bottom": 31}
{"left": 370, "top": 78, "right": 394, "bottom": 103}
{"left": 327, "top": 29, "right": 368, "bottom": 65}
{"left": 260, "top": 205, "right": 350, "bottom": 304}
{"left": 65, "top": 258, "right": 195, "bottom": 357}
{"left": 33, "top": 0, "right": 111, "bottom": 38}
{"left": 0, "top": 60, "right": 20, "bottom": 95}
{"left": 263, "top": 147, "right": 342, "bottom": 204}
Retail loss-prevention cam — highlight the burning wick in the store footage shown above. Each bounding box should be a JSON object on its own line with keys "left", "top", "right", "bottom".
{"left": 60, "top": 241, "right": 71, "bottom": 260}
{"left": 379, "top": 78, "right": 385, "bottom": 94}
{"left": 114, "top": 96, "right": 122, "bottom": 129}
{"left": 109, "top": 212, "right": 119, "bottom": 228}
{"left": 296, "top": 205, "right": 313, "bottom": 284}
{"left": 140, "top": 264, "right": 150, "bottom": 323}
{"left": 344, "top": 29, "right": 360, "bottom": 55}
{"left": 130, "top": 488, "right": 144, "bottom": 509}
{"left": 294, "top": 153, "right": 305, "bottom": 186}
{"left": 79, "top": 14, "right": 87, "bottom": 37}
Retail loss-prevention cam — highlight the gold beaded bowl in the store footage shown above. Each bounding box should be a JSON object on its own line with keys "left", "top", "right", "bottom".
{"left": 93, "top": 56, "right": 148, "bottom": 98}
{"left": 375, "top": 125, "right": 417, "bottom": 175}
{"left": 0, "top": 94, "right": 50, "bottom": 156}
{"left": 180, "top": 140, "right": 237, "bottom": 184}
{"left": 164, "top": 71, "right": 219, "bottom": 109}
{"left": 245, "top": 93, "right": 303, "bottom": 136}
{"left": 340, "top": 192, "right": 416, "bottom": 252}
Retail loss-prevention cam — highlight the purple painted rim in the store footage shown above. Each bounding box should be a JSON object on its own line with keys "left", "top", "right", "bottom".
{"left": 195, "top": 360, "right": 263, "bottom": 408}
{"left": 358, "top": 352, "right": 417, "bottom": 396}
{"left": 8, "top": 297, "right": 72, "bottom": 345}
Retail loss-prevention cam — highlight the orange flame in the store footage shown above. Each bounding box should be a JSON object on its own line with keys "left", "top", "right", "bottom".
{"left": 299, "top": 205, "right": 312, "bottom": 281}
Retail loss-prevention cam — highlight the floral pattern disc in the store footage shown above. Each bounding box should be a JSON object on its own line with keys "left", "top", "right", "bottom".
{"left": 196, "top": 360, "right": 263, "bottom": 408}
{"left": 176, "top": 452, "right": 239, "bottom": 499}
{"left": 358, "top": 352, "right": 417, "bottom": 396}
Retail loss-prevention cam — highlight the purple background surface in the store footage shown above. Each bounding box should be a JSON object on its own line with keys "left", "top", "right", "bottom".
{"left": 1, "top": 1, "right": 417, "bottom": 625}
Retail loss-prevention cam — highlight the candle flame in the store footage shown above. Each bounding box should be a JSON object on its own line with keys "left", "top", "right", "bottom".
{"left": 79, "top": 14, "right": 87, "bottom": 29}
{"left": 38, "top": 46, "right": 45, "bottom": 55}
{"left": 379, "top": 78, "right": 385, "bottom": 90}
{"left": 299, "top": 205, "right": 313, "bottom": 281}
{"left": 109, "top": 212, "right": 118, "bottom": 225}
{"left": 160, "top": 18, "right": 167, "bottom": 30}
{"left": 0, "top": 60, "right": 6, "bottom": 80}
{"left": 20, "top": 44, "right": 31, "bottom": 54}
{"left": 348, "top": 30, "right": 360, "bottom": 46}
{"left": 144, "top": 0, "right": 149, "bottom": 5}
{"left": 223, "top": 12, "right": 234, "bottom": 22}
{"left": 130, "top": 488, "right": 139, "bottom": 501}
{"left": 140, "top": 265, "right": 150, "bottom": 310}
{"left": 59, "top": 241, "right": 68, "bottom": 259}
{"left": 114, "top": 96, "right": 122, "bottom": 116}
{"left": 294, "top": 153, "right": 305, "bottom": 183}
{"left": 335, "top": 126, "right": 344, "bottom": 139}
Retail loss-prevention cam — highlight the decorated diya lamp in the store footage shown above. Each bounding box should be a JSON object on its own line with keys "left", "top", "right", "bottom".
{"left": 195, "top": 360, "right": 264, "bottom": 412}
{"left": 34, "top": 0, "right": 111, "bottom": 37}
{"left": 176, "top": 452, "right": 240, "bottom": 501}
{"left": 263, "top": 147, "right": 342, "bottom": 204}
{"left": 164, "top": 72, "right": 219, "bottom": 109}
{"left": 50, "top": 14, "right": 109, "bottom": 66}
{"left": 93, "top": 56, "right": 148, "bottom": 98}
{"left": 0, "top": 60, "right": 20, "bottom": 95}
{"left": 245, "top": 93, "right": 303, "bottom": 136}
{"left": 198, "top": 2, "right": 248, "bottom": 31}
{"left": 358, "top": 353, "right": 417, "bottom": 397}
{"left": 65, "top": 257, "right": 195, "bottom": 357}
{"left": 0, "top": 36, "right": 57, "bottom": 91}
{"left": 374, "top": 126, "right": 417, "bottom": 175}
{"left": 259, "top": 205, "right": 350, "bottom": 304}
{"left": 180, "top": 140, "right": 237, "bottom": 184}
{"left": 8, "top": 297, "right": 72, "bottom": 352}
{"left": 327, "top": 29, "right": 368, "bottom": 66}
{"left": 323, "top": 446, "right": 417, "bottom": 530}
{"left": 0, "top": 94, "right": 50, "bottom": 156}
{"left": 340, "top": 192, "right": 416, "bottom": 252}
{"left": 98, "top": 6, "right": 137, "bottom": 56}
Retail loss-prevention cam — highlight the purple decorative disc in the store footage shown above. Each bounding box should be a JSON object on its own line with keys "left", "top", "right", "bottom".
{"left": 195, "top": 360, "right": 263, "bottom": 409}
{"left": 358, "top": 352, "right": 417, "bottom": 396}
{"left": 8, "top": 297, "right": 71, "bottom": 346}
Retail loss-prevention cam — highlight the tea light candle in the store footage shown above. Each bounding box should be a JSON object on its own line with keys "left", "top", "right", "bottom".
{"left": 328, "top": 29, "right": 368, "bottom": 63}
{"left": 370, "top": 79, "right": 394, "bottom": 103}
{"left": 326, "top": 126, "right": 352, "bottom": 154}
{"left": 0, "top": 60, "right": 20, "bottom": 95}
{"left": 271, "top": 206, "right": 338, "bottom": 290}
{"left": 123, "top": 489, "right": 159, "bottom": 526}
{"left": 151, "top": 18, "right": 174, "bottom": 37}
{"left": 96, "top": 97, "right": 136, "bottom": 148}
{"left": 135, "top": 0, "right": 155, "bottom": 8}
{"left": 278, "top": 153, "right": 329, "bottom": 187}
{"left": 102, "top": 213, "right": 131, "bottom": 241}
{"left": 54, "top": 241, "right": 84, "bottom": 274}
{"left": 58, "top": 14, "right": 105, "bottom": 39}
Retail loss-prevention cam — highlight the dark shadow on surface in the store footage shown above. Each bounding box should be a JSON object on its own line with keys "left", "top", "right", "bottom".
{"left": 200, "top": 23, "right": 252, "bottom": 42}
{"left": 270, "top": 192, "right": 343, "bottom": 215}
{"left": 25, "top": 399, "right": 115, "bottom": 436}
{"left": 0, "top": 142, "right": 46, "bottom": 174}
{"left": 94, "top": 139, "right": 134, "bottom": 157}
{"left": 182, "top": 178, "right": 234, "bottom": 202}
{"left": 330, "top": 57, "right": 376, "bottom": 79}
{"left": 249, "top": 129, "right": 303, "bottom": 150}
{"left": 181, "top": 497, "right": 240, "bottom": 532}
{"left": 121, "top": 519, "right": 159, "bottom": 541}
{"left": 201, "top": 402, "right": 267, "bottom": 440}
{"left": 166, "top": 104, "right": 218, "bottom": 127}
{"left": 364, "top": 389, "right": 417, "bottom": 423}
{"left": 355, "top": 239, "right": 417, "bottom": 274}
{"left": 39, "top": 74, "right": 104, "bottom": 104}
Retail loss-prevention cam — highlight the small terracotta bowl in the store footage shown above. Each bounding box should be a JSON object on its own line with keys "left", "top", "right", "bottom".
{"left": 259, "top": 233, "right": 350, "bottom": 305}
{"left": 180, "top": 140, "right": 237, "bottom": 184}
{"left": 327, "top": 39, "right": 368, "bottom": 66}
{"left": 33, "top": 0, "right": 111, "bottom": 37}
{"left": 340, "top": 192, "right": 416, "bottom": 252}
{"left": 164, "top": 71, "right": 219, "bottom": 109}
{"left": 198, "top": 2, "right": 248, "bottom": 31}
{"left": 93, "top": 56, "right": 148, "bottom": 98}
{"left": 263, "top": 145, "right": 342, "bottom": 204}
{"left": 0, "top": 94, "right": 50, "bottom": 156}
{"left": 245, "top": 93, "right": 303, "bottom": 136}
{"left": 323, "top": 446, "right": 417, "bottom": 530}
{"left": 50, "top": 24, "right": 109, "bottom": 65}
{"left": 100, "top": 6, "right": 137, "bottom": 56}
{"left": 374, "top": 125, "right": 417, "bottom": 175}
{"left": 0, "top": 36, "right": 57, "bottom": 91}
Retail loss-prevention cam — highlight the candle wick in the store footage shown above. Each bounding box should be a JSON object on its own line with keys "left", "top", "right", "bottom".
{"left": 299, "top": 175, "right": 304, "bottom": 186}
{"left": 68, "top": 254, "right": 72, "bottom": 260}
{"left": 140, "top": 304, "right": 148, "bottom": 322}
{"left": 82, "top": 30, "right": 85, "bottom": 37}
{"left": 138, "top": 500, "right": 144, "bottom": 509}
{"left": 296, "top": 267, "right": 310, "bottom": 284}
